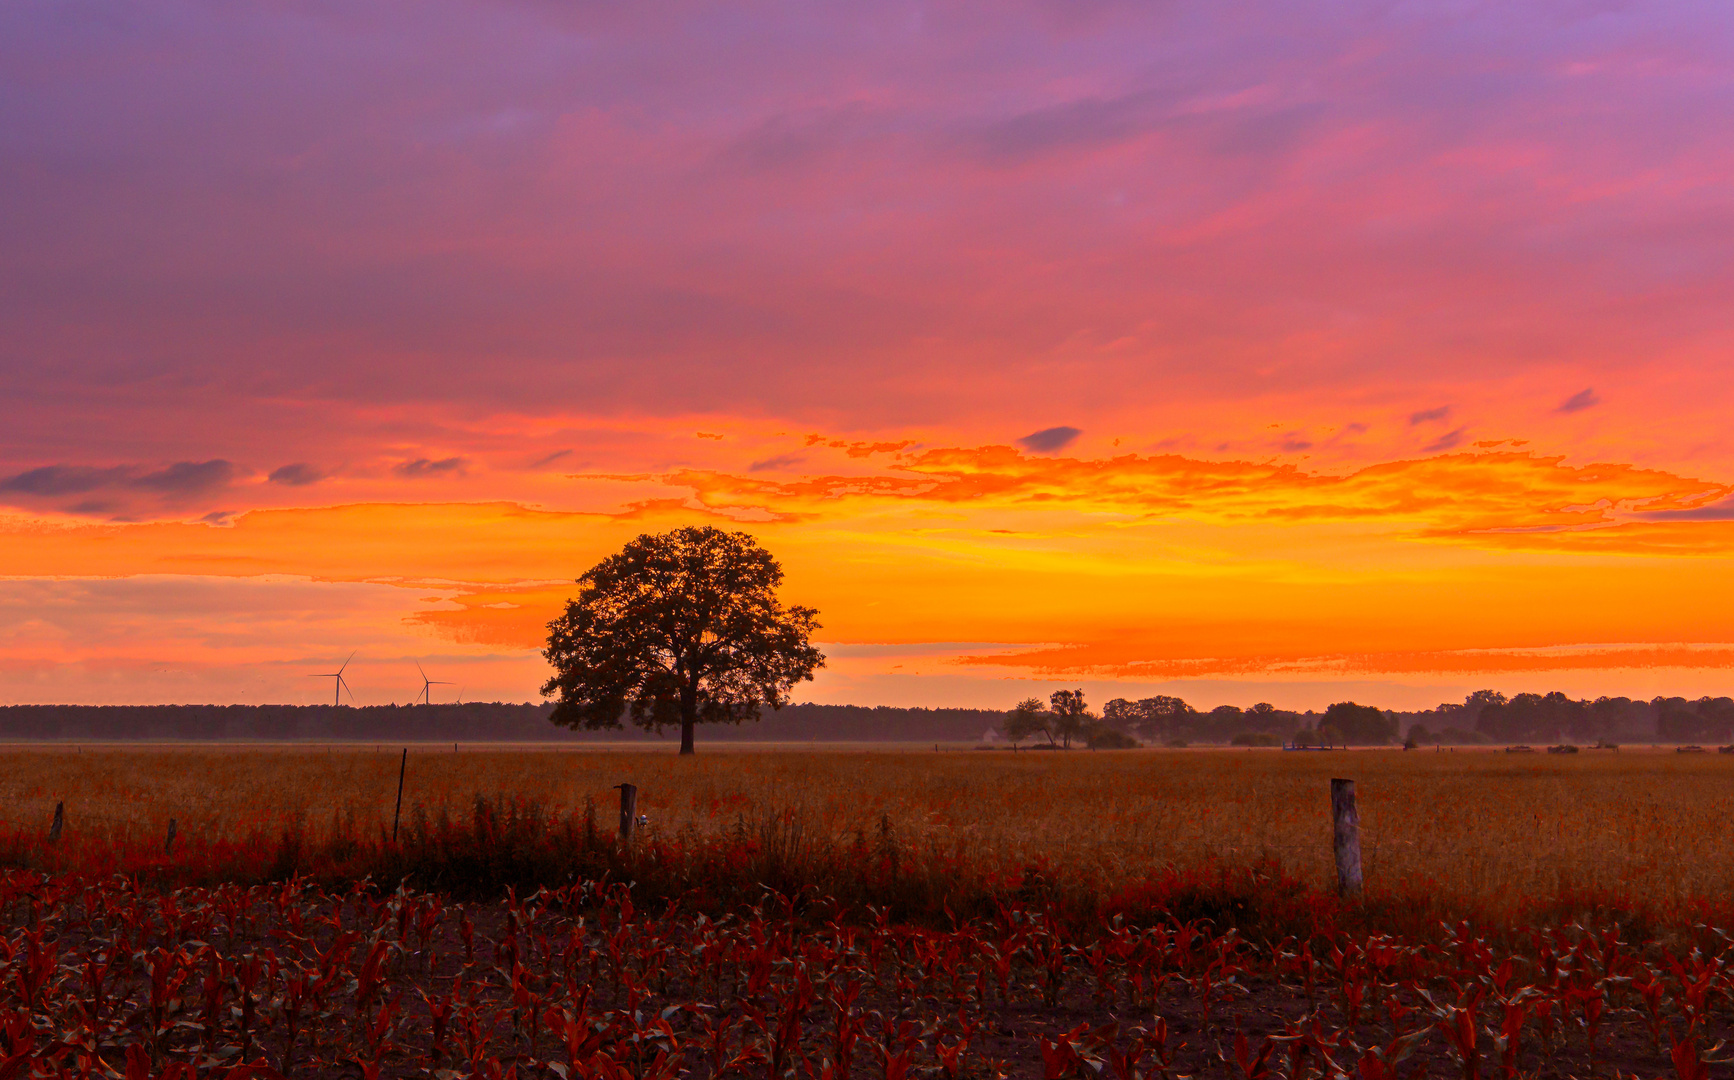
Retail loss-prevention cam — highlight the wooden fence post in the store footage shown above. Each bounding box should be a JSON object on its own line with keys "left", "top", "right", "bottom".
{"left": 165, "top": 818, "right": 177, "bottom": 855}
{"left": 1331, "top": 778, "right": 1362, "bottom": 896}
{"left": 392, "top": 748, "right": 407, "bottom": 842}
{"left": 48, "top": 802, "right": 63, "bottom": 843}
{"left": 616, "top": 783, "right": 638, "bottom": 845}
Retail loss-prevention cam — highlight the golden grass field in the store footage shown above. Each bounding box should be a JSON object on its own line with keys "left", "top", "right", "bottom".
{"left": 2, "top": 744, "right": 1729, "bottom": 923}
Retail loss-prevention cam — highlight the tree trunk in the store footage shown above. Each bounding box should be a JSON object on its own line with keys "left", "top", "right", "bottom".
{"left": 679, "top": 675, "right": 698, "bottom": 755}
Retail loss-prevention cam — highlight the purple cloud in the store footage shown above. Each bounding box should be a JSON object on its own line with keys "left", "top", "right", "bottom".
{"left": 1018, "top": 427, "right": 1082, "bottom": 453}
{"left": 268, "top": 463, "right": 324, "bottom": 486}
{"left": 1556, "top": 389, "right": 1602, "bottom": 414}
{"left": 1635, "top": 496, "right": 1734, "bottom": 522}
{"left": 1, "top": 460, "right": 232, "bottom": 496}
{"left": 1422, "top": 428, "right": 1468, "bottom": 453}
{"left": 749, "top": 454, "right": 807, "bottom": 473}
{"left": 133, "top": 460, "right": 234, "bottom": 494}
{"left": 393, "top": 457, "right": 467, "bottom": 479}
{"left": 0, "top": 465, "right": 132, "bottom": 497}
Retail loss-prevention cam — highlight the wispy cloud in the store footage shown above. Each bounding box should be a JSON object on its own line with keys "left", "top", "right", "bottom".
{"left": 0, "top": 460, "right": 236, "bottom": 511}
{"left": 1017, "top": 427, "right": 1082, "bottom": 453}
{"left": 1633, "top": 496, "right": 1734, "bottom": 522}
{"left": 133, "top": 460, "right": 235, "bottom": 494}
{"left": 268, "top": 463, "right": 324, "bottom": 486}
{"left": 526, "top": 450, "right": 572, "bottom": 470}
{"left": 0, "top": 465, "right": 132, "bottom": 497}
{"left": 1409, "top": 406, "right": 1451, "bottom": 426}
{"left": 393, "top": 457, "right": 467, "bottom": 479}
{"left": 1422, "top": 428, "right": 1468, "bottom": 453}
{"left": 1556, "top": 389, "right": 1602, "bottom": 414}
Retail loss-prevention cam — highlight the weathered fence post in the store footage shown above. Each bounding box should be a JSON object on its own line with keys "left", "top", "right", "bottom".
{"left": 392, "top": 748, "right": 407, "bottom": 842}
{"left": 1331, "top": 778, "right": 1362, "bottom": 897}
{"left": 616, "top": 783, "right": 638, "bottom": 846}
{"left": 48, "top": 802, "right": 63, "bottom": 843}
{"left": 165, "top": 818, "right": 177, "bottom": 855}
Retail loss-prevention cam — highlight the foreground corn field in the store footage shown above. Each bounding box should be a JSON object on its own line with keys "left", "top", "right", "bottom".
{"left": 3, "top": 862, "right": 1733, "bottom": 1079}
{"left": 1, "top": 746, "right": 1733, "bottom": 1078}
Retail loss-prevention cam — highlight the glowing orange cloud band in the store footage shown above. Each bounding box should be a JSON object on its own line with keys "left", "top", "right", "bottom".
{"left": 5, "top": 442, "right": 1734, "bottom": 691}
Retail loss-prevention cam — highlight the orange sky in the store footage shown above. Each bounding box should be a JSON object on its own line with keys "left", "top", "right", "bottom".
{"left": 5, "top": 432, "right": 1734, "bottom": 709}
{"left": 4, "top": 2, "right": 1734, "bottom": 710}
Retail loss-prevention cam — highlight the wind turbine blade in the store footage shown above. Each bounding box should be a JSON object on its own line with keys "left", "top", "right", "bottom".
{"left": 416, "top": 661, "right": 427, "bottom": 680}
{"left": 340, "top": 674, "right": 356, "bottom": 703}
{"left": 338, "top": 650, "right": 356, "bottom": 675}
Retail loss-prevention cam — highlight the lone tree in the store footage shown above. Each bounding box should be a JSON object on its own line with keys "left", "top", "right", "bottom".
{"left": 1002, "top": 697, "right": 1053, "bottom": 747}
{"left": 541, "top": 526, "right": 824, "bottom": 754}
{"left": 1048, "top": 689, "right": 1092, "bottom": 749}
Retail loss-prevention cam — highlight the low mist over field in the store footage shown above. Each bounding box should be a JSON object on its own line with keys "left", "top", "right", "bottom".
{"left": 1, "top": 688, "right": 1727, "bottom": 746}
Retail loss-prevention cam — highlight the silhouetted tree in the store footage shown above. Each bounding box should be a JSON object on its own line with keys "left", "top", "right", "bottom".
{"left": 1475, "top": 691, "right": 1582, "bottom": 742}
{"left": 1462, "top": 689, "right": 1507, "bottom": 722}
{"left": 1102, "top": 697, "right": 1137, "bottom": 729}
{"left": 541, "top": 526, "right": 824, "bottom": 754}
{"left": 1655, "top": 696, "right": 1734, "bottom": 742}
{"left": 1049, "top": 689, "right": 1092, "bottom": 749}
{"left": 1321, "top": 701, "right": 1398, "bottom": 745}
{"left": 1002, "top": 697, "right": 1053, "bottom": 746}
{"left": 1244, "top": 701, "right": 1303, "bottom": 738}
{"left": 1587, "top": 696, "right": 1646, "bottom": 740}
{"left": 1203, "top": 705, "right": 1245, "bottom": 742}
{"left": 1103, "top": 695, "right": 1197, "bottom": 741}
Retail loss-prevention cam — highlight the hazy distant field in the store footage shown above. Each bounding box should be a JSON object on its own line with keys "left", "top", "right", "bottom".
{"left": 5, "top": 743, "right": 1732, "bottom": 923}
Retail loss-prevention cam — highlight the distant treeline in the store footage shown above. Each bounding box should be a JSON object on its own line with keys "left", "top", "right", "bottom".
{"left": 0, "top": 702, "right": 1006, "bottom": 743}
{"left": 1089, "top": 690, "right": 1734, "bottom": 746}
{"left": 1410, "top": 691, "right": 1734, "bottom": 745}
{"left": 1, "top": 692, "right": 1724, "bottom": 745}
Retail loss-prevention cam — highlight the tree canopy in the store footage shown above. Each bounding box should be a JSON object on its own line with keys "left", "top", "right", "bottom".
{"left": 1001, "top": 697, "right": 1053, "bottom": 746}
{"left": 1048, "top": 689, "right": 1092, "bottom": 749}
{"left": 540, "top": 526, "right": 824, "bottom": 754}
{"left": 1319, "top": 701, "right": 1397, "bottom": 745}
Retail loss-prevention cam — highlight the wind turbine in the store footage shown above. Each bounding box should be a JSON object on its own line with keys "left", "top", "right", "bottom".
{"left": 309, "top": 652, "right": 357, "bottom": 705}
{"left": 416, "top": 662, "right": 454, "bottom": 705}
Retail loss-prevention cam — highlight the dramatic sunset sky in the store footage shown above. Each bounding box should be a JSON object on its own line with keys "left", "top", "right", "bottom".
{"left": 4, "top": 1, "right": 1734, "bottom": 710}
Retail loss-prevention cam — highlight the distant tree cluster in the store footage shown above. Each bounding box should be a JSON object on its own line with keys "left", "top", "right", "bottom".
{"left": 1655, "top": 697, "right": 1734, "bottom": 742}
{"left": 998, "top": 692, "right": 1395, "bottom": 747}
{"left": 1403, "top": 690, "right": 1727, "bottom": 745}
{"left": 1314, "top": 702, "right": 1399, "bottom": 745}
{"left": 1003, "top": 690, "right": 1138, "bottom": 749}
{"left": 992, "top": 686, "right": 1734, "bottom": 748}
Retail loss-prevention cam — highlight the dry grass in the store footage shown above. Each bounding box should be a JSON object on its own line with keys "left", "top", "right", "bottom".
{"left": 2, "top": 743, "right": 1730, "bottom": 924}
